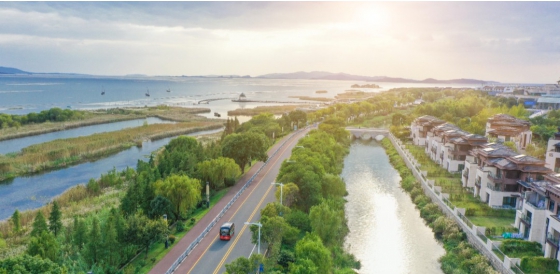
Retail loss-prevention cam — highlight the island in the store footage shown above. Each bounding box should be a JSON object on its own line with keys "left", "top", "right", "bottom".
{"left": 351, "top": 83, "right": 380, "bottom": 88}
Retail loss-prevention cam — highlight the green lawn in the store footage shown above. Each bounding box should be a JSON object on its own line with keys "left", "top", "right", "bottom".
{"left": 126, "top": 187, "right": 230, "bottom": 274}
{"left": 469, "top": 216, "right": 515, "bottom": 229}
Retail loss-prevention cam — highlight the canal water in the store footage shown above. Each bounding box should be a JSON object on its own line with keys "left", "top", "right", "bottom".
{"left": 343, "top": 140, "right": 445, "bottom": 274}
{"left": 0, "top": 128, "right": 223, "bottom": 220}
{"left": 0, "top": 117, "right": 175, "bottom": 155}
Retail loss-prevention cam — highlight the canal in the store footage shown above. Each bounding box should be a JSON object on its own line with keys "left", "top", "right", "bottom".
{"left": 0, "top": 128, "right": 223, "bottom": 220}
{"left": 0, "top": 117, "right": 175, "bottom": 155}
{"left": 342, "top": 140, "right": 445, "bottom": 274}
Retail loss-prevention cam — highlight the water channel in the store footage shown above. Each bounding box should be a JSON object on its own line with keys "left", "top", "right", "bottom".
{"left": 343, "top": 140, "right": 445, "bottom": 274}
{"left": 0, "top": 128, "right": 223, "bottom": 220}
{"left": 0, "top": 117, "right": 175, "bottom": 155}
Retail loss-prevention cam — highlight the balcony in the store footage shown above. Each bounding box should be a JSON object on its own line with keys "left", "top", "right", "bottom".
{"left": 487, "top": 182, "right": 502, "bottom": 192}
{"left": 462, "top": 170, "right": 469, "bottom": 179}
{"left": 475, "top": 178, "right": 481, "bottom": 188}
{"left": 519, "top": 212, "right": 532, "bottom": 226}
{"left": 487, "top": 172, "right": 504, "bottom": 184}
{"left": 547, "top": 232, "right": 560, "bottom": 248}
{"left": 525, "top": 199, "right": 546, "bottom": 210}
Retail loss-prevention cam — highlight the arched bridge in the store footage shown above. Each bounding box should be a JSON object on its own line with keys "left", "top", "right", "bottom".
{"left": 346, "top": 127, "right": 389, "bottom": 141}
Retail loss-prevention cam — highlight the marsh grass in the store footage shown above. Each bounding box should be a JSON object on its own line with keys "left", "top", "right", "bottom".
{"left": 0, "top": 122, "right": 222, "bottom": 180}
{"left": 227, "top": 105, "right": 312, "bottom": 116}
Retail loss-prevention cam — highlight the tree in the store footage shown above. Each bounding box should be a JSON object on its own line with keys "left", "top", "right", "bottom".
{"left": 155, "top": 174, "right": 201, "bottom": 219}
{"left": 149, "top": 195, "right": 174, "bottom": 220}
{"left": 31, "top": 211, "right": 48, "bottom": 237}
{"left": 225, "top": 254, "right": 264, "bottom": 274}
{"left": 48, "top": 201, "right": 63, "bottom": 236}
{"left": 27, "top": 230, "right": 59, "bottom": 263}
{"left": 157, "top": 136, "right": 203, "bottom": 177}
{"left": 0, "top": 254, "right": 66, "bottom": 273}
{"left": 275, "top": 183, "right": 299, "bottom": 207}
{"left": 85, "top": 216, "right": 101, "bottom": 265}
{"left": 125, "top": 213, "right": 167, "bottom": 258}
{"left": 294, "top": 233, "right": 332, "bottom": 274}
{"left": 289, "top": 258, "right": 318, "bottom": 274}
{"left": 72, "top": 216, "right": 87, "bottom": 249}
{"left": 309, "top": 200, "right": 347, "bottom": 247}
{"left": 197, "top": 157, "right": 241, "bottom": 190}
{"left": 11, "top": 209, "right": 20, "bottom": 234}
{"left": 222, "top": 132, "right": 269, "bottom": 171}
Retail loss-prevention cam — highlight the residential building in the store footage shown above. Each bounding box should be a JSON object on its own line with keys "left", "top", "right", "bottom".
{"left": 544, "top": 174, "right": 560, "bottom": 268}
{"left": 545, "top": 128, "right": 560, "bottom": 173}
{"left": 485, "top": 114, "right": 532, "bottom": 151}
{"left": 410, "top": 115, "right": 445, "bottom": 146}
{"left": 515, "top": 179, "right": 549, "bottom": 246}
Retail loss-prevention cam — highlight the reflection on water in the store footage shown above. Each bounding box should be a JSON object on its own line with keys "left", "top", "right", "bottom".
{"left": 342, "top": 140, "right": 444, "bottom": 274}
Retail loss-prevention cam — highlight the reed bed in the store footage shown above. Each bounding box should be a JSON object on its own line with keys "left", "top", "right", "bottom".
{"left": 227, "top": 104, "right": 311, "bottom": 116}
{"left": 0, "top": 122, "right": 222, "bottom": 181}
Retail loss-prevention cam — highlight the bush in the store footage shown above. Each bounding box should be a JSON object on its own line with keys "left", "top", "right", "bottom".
{"left": 169, "top": 235, "right": 176, "bottom": 244}
{"left": 86, "top": 178, "right": 101, "bottom": 195}
{"left": 501, "top": 240, "right": 542, "bottom": 257}
{"left": 176, "top": 221, "right": 185, "bottom": 233}
{"left": 520, "top": 257, "right": 558, "bottom": 273}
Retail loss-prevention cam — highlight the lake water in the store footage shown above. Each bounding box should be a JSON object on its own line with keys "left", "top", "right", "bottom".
{"left": 0, "top": 75, "right": 479, "bottom": 118}
{"left": 0, "top": 128, "right": 223, "bottom": 220}
{"left": 343, "top": 140, "right": 445, "bottom": 274}
{"left": 0, "top": 117, "right": 175, "bottom": 155}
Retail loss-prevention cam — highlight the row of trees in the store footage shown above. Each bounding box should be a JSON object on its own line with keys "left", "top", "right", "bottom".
{"left": 0, "top": 107, "right": 85, "bottom": 129}
{"left": 0, "top": 110, "right": 304, "bottom": 273}
{"left": 225, "top": 117, "right": 360, "bottom": 273}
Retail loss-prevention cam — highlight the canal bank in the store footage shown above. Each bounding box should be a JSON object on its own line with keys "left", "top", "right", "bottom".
{"left": 342, "top": 139, "right": 444, "bottom": 274}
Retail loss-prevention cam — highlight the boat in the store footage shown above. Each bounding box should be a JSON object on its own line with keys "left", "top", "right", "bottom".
{"left": 145, "top": 88, "right": 150, "bottom": 97}
{"left": 214, "top": 112, "right": 221, "bottom": 117}
{"left": 101, "top": 86, "right": 105, "bottom": 95}
{"left": 166, "top": 87, "right": 171, "bottom": 93}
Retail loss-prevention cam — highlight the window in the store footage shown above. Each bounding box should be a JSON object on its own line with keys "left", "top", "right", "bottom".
{"left": 550, "top": 200, "right": 556, "bottom": 213}
{"left": 458, "top": 164, "right": 465, "bottom": 172}
{"left": 503, "top": 196, "right": 517, "bottom": 207}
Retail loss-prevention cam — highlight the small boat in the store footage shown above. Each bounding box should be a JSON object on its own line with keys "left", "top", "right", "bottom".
{"left": 145, "top": 88, "right": 150, "bottom": 97}
{"left": 101, "top": 86, "right": 105, "bottom": 95}
{"left": 166, "top": 87, "right": 171, "bottom": 93}
{"left": 214, "top": 112, "right": 221, "bottom": 117}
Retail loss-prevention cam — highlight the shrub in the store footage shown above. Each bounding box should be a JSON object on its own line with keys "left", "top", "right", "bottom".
{"left": 520, "top": 257, "right": 558, "bottom": 273}
{"left": 501, "top": 239, "right": 542, "bottom": 257}
{"left": 176, "top": 221, "right": 185, "bottom": 233}
{"left": 86, "top": 178, "right": 101, "bottom": 195}
{"left": 168, "top": 235, "right": 176, "bottom": 244}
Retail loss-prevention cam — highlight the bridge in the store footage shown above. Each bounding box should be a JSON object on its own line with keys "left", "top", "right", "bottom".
{"left": 197, "top": 98, "right": 233, "bottom": 104}
{"left": 346, "top": 127, "right": 389, "bottom": 141}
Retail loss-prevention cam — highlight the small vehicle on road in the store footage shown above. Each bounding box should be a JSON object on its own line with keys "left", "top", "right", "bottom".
{"left": 220, "top": 222, "right": 235, "bottom": 241}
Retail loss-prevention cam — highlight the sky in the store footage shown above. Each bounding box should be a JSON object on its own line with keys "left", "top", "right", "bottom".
{"left": 0, "top": 2, "right": 559, "bottom": 83}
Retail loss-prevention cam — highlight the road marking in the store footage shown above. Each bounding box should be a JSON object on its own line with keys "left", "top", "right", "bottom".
{"left": 185, "top": 130, "right": 306, "bottom": 274}
{"left": 212, "top": 184, "right": 273, "bottom": 274}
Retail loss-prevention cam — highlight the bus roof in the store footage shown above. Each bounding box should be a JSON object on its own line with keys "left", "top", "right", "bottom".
{"left": 221, "top": 222, "right": 234, "bottom": 228}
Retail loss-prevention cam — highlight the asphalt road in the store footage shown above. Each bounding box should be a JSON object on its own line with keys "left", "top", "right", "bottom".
{"left": 150, "top": 127, "right": 311, "bottom": 274}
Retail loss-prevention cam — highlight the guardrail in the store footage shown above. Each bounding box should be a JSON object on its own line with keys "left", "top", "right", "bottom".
{"left": 164, "top": 129, "right": 304, "bottom": 274}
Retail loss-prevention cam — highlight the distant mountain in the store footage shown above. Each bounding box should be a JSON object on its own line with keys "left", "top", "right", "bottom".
{"left": 0, "top": 66, "right": 31, "bottom": 74}
{"left": 258, "top": 71, "right": 497, "bottom": 84}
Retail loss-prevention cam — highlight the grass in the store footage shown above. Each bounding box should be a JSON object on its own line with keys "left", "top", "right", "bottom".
{"left": 0, "top": 106, "right": 212, "bottom": 142}
{"left": 469, "top": 216, "right": 515, "bottom": 228}
{"left": 0, "top": 121, "right": 223, "bottom": 181}
{"left": 129, "top": 187, "right": 230, "bottom": 274}
{"left": 227, "top": 105, "right": 313, "bottom": 116}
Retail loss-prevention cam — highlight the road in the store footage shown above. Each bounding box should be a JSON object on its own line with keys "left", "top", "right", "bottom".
{"left": 150, "top": 127, "right": 311, "bottom": 274}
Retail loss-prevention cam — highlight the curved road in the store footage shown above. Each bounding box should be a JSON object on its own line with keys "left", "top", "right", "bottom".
{"left": 150, "top": 127, "right": 311, "bottom": 274}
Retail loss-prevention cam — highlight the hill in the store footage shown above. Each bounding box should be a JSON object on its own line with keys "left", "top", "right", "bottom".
{"left": 0, "top": 66, "right": 31, "bottom": 74}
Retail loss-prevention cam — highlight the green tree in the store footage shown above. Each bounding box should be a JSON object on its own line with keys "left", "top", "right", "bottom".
{"left": 0, "top": 254, "right": 66, "bottom": 273}
{"left": 275, "top": 182, "right": 299, "bottom": 207}
{"left": 31, "top": 211, "right": 48, "bottom": 237}
{"left": 309, "top": 199, "right": 348, "bottom": 247}
{"left": 27, "top": 230, "right": 59, "bottom": 263}
{"left": 11, "top": 209, "right": 21, "bottom": 234}
{"left": 294, "top": 233, "right": 332, "bottom": 274}
{"left": 289, "top": 258, "right": 318, "bottom": 274}
{"left": 85, "top": 216, "right": 102, "bottom": 265}
{"left": 149, "top": 195, "right": 174, "bottom": 220}
{"left": 72, "top": 216, "right": 87, "bottom": 249}
{"left": 48, "top": 201, "right": 63, "bottom": 236}
{"left": 125, "top": 213, "right": 168, "bottom": 258}
{"left": 225, "top": 254, "right": 264, "bottom": 274}
{"left": 155, "top": 174, "right": 202, "bottom": 219}
{"left": 197, "top": 157, "right": 241, "bottom": 190}
{"left": 222, "top": 132, "right": 269, "bottom": 171}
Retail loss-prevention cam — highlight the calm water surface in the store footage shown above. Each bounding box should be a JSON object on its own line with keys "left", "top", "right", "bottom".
{"left": 0, "top": 117, "right": 175, "bottom": 155}
{"left": 343, "top": 140, "right": 445, "bottom": 274}
{"left": 0, "top": 128, "right": 223, "bottom": 220}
